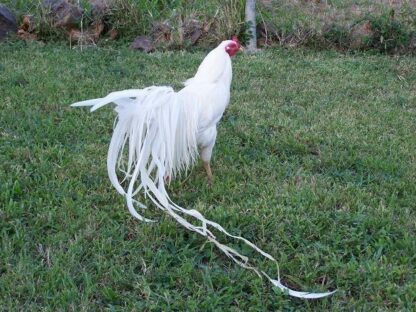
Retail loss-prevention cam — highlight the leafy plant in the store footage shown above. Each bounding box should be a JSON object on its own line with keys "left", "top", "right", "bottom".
{"left": 366, "top": 12, "right": 412, "bottom": 53}
{"left": 323, "top": 24, "right": 350, "bottom": 50}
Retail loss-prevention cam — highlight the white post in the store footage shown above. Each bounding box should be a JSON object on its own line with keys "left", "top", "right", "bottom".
{"left": 245, "top": 0, "right": 257, "bottom": 52}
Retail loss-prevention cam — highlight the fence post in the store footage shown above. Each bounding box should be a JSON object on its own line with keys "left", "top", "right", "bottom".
{"left": 245, "top": 0, "right": 257, "bottom": 52}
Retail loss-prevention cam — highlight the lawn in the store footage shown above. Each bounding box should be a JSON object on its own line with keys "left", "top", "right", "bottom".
{"left": 0, "top": 41, "right": 415, "bottom": 311}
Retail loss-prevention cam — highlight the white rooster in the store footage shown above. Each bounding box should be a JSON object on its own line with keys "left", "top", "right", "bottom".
{"left": 71, "top": 37, "right": 335, "bottom": 299}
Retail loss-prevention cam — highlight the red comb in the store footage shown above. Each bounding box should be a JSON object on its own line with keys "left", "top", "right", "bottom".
{"left": 232, "top": 36, "right": 239, "bottom": 43}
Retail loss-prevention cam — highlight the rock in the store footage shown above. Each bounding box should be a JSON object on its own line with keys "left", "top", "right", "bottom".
{"left": 183, "top": 19, "right": 203, "bottom": 45}
{"left": 350, "top": 21, "right": 374, "bottom": 49}
{"left": 90, "top": 0, "right": 113, "bottom": 18}
{"left": 43, "top": 0, "right": 83, "bottom": 29}
{"left": 152, "top": 22, "right": 173, "bottom": 45}
{"left": 152, "top": 19, "right": 204, "bottom": 47}
{"left": 131, "top": 36, "right": 155, "bottom": 53}
{"left": 0, "top": 5, "right": 17, "bottom": 41}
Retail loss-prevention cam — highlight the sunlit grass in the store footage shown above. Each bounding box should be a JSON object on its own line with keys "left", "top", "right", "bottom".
{"left": 0, "top": 41, "right": 415, "bottom": 310}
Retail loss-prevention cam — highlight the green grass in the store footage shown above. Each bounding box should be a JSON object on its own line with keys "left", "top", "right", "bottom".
{"left": 1, "top": 41, "right": 415, "bottom": 310}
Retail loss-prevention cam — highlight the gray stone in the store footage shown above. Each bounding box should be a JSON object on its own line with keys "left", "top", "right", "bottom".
{"left": 131, "top": 36, "right": 155, "bottom": 53}
{"left": 152, "top": 22, "right": 173, "bottom": 45}
{"left": 90, "top": 0, "right": 113, "bottom": 18}
{"left": 183, "top": 19, "right": 203, "bottom": 45}
{"left": 43, "top": 0, "right": 83, "bottom": 29}
{"left": 0, "top": 5, "right": 17, "bottom": 41}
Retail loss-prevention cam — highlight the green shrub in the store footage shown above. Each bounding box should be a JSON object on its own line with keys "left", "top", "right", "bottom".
{"left": 323, "top": 24, "right": 350, "bottom": 50}
{"left": 366, "top": 12, "right": 412, "bottom": 53}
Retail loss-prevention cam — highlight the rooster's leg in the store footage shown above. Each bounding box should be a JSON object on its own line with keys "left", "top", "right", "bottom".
{"left": 199, "top": 127, "right": 217, "bottom": 184}
{"left": 203, "top": 162, "right": 213, "bottom": 184}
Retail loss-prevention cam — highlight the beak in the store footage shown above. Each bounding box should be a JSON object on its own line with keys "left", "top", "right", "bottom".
{"left": 239, "top": 46, "right": 245, "bottom": 52}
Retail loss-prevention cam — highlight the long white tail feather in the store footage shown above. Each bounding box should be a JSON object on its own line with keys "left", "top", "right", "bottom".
{"left": 70, "top": 98, "right": 101, "bottom": 107}
{"left": 72, "top": 86, "right": 335, "bottom": 299}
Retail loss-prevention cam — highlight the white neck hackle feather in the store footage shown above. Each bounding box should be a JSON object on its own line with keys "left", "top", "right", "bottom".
{"left": 71, "top": 41, "right": 336, "bottom": 299}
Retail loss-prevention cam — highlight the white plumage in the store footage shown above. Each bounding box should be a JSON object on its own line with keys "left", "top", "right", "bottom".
{"left": 71, "top": 39, "right": 335, "bottom": 299}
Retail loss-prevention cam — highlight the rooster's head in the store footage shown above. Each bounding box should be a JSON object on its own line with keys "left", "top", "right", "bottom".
{"left": 225, "top": 36, "right": 242, "bottom": 57}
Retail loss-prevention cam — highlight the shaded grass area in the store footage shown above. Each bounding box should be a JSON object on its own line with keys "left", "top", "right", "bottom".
{"left": 1, "top": 41, "right": 415, "bottom": 310}
{"left": 260, "top": 0, "right": 416, "bottom": 53}
{"left": 1, "top": 0, "right": 246, "bottom": 45}
{"left": 3, "top": 0, "right": 416, "bottom": 53}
